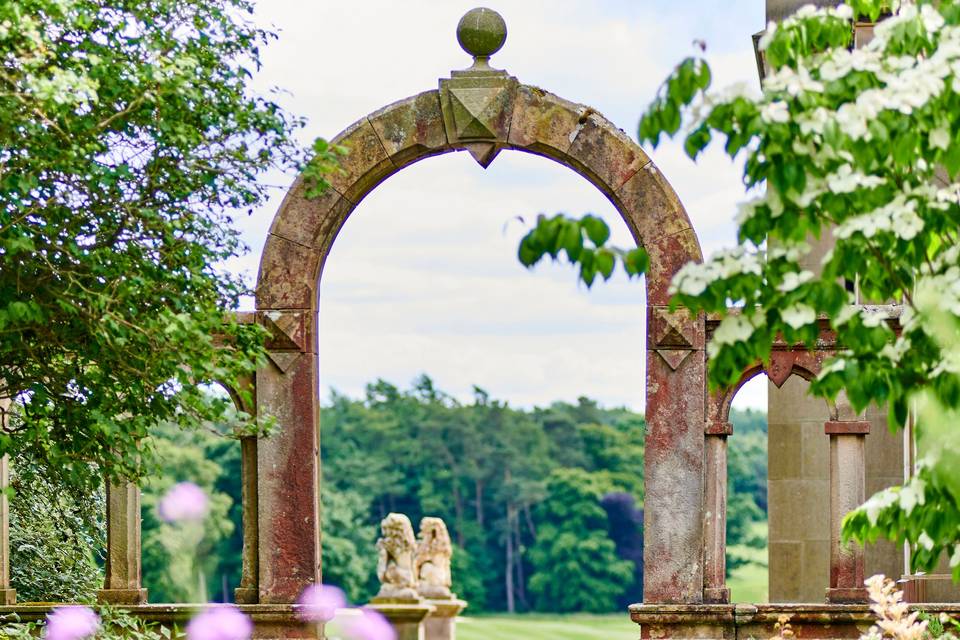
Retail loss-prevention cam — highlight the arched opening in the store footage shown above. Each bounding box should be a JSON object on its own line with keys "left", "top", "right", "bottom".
{"left": 140, "top": 381, "right": 246, "bottom": 603}
{"left": 254, "top": 80, "right": 704, "bottom": 608}
{"left": 726, "top": 374, "right": 768, "bottom": 603}
{"left": 316, "top": 148, "right": 646, "bottom": 626}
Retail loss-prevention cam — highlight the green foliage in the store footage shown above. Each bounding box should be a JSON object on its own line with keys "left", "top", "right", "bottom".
{"left": 319, "top": 485, "right": 377, "bottom": 604}
{"left": 8, "top": 452, "right": 105, "bottom": 603}
{"left": 0, "top": 606, "right": 173, "bottom": 640}
{"left": 518, "top": 214, "right": 648, "bottom": 287}
{"left": 0, "top": 0, "right": 342, "bottom": 489}
{"left": 526, "top": 469, "right": 634, "bottom": 612}
{"left": 519, "top": 0, "right": 960, "bottom": 569}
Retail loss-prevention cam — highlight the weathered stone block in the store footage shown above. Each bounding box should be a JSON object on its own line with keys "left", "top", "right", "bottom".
{"left": 328, "top": 118, "right": 396, "bottom": 204}
{"left": 256, "top": 350, "right": 320, "bottom": 603}
{"left": 268, "top": 177, "right": 353, "bottom": 250}
{"left": 644, "top": 339, "right": 705, "bottom": 603}
{"left": 615, "top": 163, "right": 693, "bottom": 247}
{"left": 368, "top": 91, "right": 449, "bottom": 169}
{"left": 645, "top": 229, "right": 702, "bottom": 306}
{"left": 256, "top": 235, "right": 320, "bottom": 311}
{"left": 567, "top": 112, "right": 650, "bottom": 196}
{"left": 507, "top": 85, "right": 583, "bottom": 159}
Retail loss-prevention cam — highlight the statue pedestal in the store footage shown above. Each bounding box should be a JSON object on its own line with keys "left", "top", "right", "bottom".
{"left": 423, "top": 598, "right": 467, "bottom": 640}
{"left": 369, "top": 598, "right": 435, "bottom": 640}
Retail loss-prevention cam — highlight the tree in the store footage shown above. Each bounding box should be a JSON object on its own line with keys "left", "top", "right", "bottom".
{"left": 600, "top": 492, "right": 644, "bottom": 608}
{"left": 527, "top": 469, "right": 634, "bottom": 612}
{"left": 518, "top": 0, "right": 960, "bottom": 577}
{"left": 0, "top": 0, "right": 342, "bottom": 488}
{"left": 9, "top": 451, "right": 105, "bottom": 602}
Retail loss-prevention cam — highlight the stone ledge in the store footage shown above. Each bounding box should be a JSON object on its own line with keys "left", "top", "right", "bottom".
{"left": 629, "top": 603, "right": 960, "bottom": 640}
{"left": 0, "top": 606, "right": 322, "bottom": 640}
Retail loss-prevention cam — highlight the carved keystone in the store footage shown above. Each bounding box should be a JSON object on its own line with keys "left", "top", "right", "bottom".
{"left": 440, "top": 7, "right": 517, "bottom": 167}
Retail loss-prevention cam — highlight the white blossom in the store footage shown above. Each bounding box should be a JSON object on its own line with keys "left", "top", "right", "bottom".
{"left": 777, "top": 270, "right": 814, "bottom": 292}
{"left": 930, "top": 125, "right": 951, "bottom": 150}
{"left": 757, "top": 21, "right": 777, "bottom": 51}
{"left": 826, "top": 165, "right": 885, "bottom": 194}
{"left": 781, "top": 303, "right": 816, "bottom": 329}
{"left": 898, "top": 478, "right": 925, "bottom": 514}
{"left": 921, "top": 4, "right": 945, "bottom": 32}
{"left": 863, "top": 488, "right": 899, "bottom": 526}
{"left": 918, "top": 531, "right": 935, "bottom": 551}
{"left": 835, "top": 197, "right": 923, "bottom": 241}
{"left": 950, "top": 545, "right": 960, "bottom": 569}
{"left": 835, "top": 103, "right": 869, "bottom": 140}
{"left": 761, "top": 101, "right": 790, "bottom": 124}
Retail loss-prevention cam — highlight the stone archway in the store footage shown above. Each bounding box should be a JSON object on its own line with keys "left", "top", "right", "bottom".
{"left": 252, "top": 8, "right": 705, "bottom": 605}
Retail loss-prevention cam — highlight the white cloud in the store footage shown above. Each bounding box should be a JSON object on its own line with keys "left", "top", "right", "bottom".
{"left": 235, "top": 0, "right": 767, "bottom": 410}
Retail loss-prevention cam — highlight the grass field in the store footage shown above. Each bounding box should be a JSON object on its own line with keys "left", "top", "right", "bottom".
{"left": 456, "top": 614, "right": 638, "bottom": 640}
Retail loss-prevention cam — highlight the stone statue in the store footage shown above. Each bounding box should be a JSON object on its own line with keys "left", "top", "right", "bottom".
{"left": 375, "top": 513, "right": 419, "bottom": 600}
{"left": 415, "top": 517, "right": 454, "bottom": 599}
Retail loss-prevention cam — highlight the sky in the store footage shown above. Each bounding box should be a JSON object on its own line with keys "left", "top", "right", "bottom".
{"left": 234, "top": 0, "right": 769, "bottom": 411}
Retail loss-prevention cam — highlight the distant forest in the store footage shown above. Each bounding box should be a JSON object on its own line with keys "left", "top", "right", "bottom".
{"left": 8, "top": 376, "right": 767, "bottom": 611}
{"left": 318, "top": 376, "right": 768, "bottom": 612}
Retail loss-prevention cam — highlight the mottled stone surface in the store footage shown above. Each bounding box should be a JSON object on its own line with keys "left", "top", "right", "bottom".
{"left": 644, "top": 306, "right": 705, "bottom": 603}
{"left": 368, "top": 601, "right": 435, "bottom": 640}
{"left": 255, "top": 318, "right": 319, "bottom": 604}
{"left": 631, "top": 603, "right": 960, "bottom": 639}
{"left": 376, "top": 514, "right": 420, "bottom": 600}
{"left": 423, "top": 599, "right": 467, "bottom": 640}
{"left": 416, "top": 517, "right": 453, "bottom": 600}
{"left": 369, "top": 91, "right": 449, "bottom": 169}
{"left": 98, "top": 482, "right": 147, "bottom": 605}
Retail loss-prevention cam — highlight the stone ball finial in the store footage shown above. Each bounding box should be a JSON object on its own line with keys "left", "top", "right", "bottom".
{"left": 456, "top": 7, "right": 507, "bottom": 59}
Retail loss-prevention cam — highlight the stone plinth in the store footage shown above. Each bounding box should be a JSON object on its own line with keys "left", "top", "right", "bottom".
{"left": 423, "top": 599, "right": 466, "bottom": 640}
{"left": 369, "top": 599, "right": 435, "bottom": 640}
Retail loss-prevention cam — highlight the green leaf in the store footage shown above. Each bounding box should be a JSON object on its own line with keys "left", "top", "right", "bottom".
{"left": 580, "top": 215, "right": 610, "bottom": 247}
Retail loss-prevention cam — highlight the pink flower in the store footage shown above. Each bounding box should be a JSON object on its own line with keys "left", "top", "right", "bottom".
{"left": 341, "top": 608, "right": 396, "bottom": 640}
{"left": 158, "top": 482, "right": 208, "bottom": 523}
{"left": 44, "top": 606, "right": 100, "bottom": 640}
{"left": 186, "top": 605, "right": 252, "bottom": 640}
{"left": 297, "top": 584, "right": 346, "bottom": 622}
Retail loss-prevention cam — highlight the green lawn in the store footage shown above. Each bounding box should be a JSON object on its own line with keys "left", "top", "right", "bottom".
{"left": 456, "top": 614, "right": 638, "bottom": 640}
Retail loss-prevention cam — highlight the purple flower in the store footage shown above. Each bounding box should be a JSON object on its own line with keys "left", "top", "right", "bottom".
{"left": 297, "top": 584, "right": 346, "bottom": 622}
{"left": 341, "top": 608, "right": 396, "bottom": 640}
{"left": 44, "top": 606, "right": 100, "bottom": 640}
{"left": 158, "top": 482, "right": 208, "bottom": 523}
{"left": 186, "top": 605, "right": 252, "bottom": 640}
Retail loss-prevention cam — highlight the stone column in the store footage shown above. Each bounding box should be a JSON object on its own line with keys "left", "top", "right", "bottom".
{"left": 423, "top": 599, "right": 467, "bottom": 640}
{"left": 825, "top": 420, "right": 869, "bottom": 603}
{"left": 234, "top": 436, "right": 259, "bottom": 604}
{"left": 0, "top": 456, "right": 15, "bottom": 604}
{"left": 644, "top": 306, "right": 706, "bottom": 603}
{"left": 255, "top": 310, "right": 319, "bottom": 604}
{"left": 703, "top": 421, "right": 732, "bottom": 604}
{"left": 370, "top": 601, "right": 435, "bottom": 640}
{"left": 97, "top": 481, "right": 147, "bottom": 604}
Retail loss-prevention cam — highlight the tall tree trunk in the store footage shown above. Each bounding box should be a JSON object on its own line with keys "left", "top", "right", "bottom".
{"left": 505, "top": 503, "right": 515, "bottom": 614}
{"left": 475, "top": 479, "right": 485, "bottom": 533}
{"left": 452, "top": 477, "right": 465, "bottom": 547}
{"left": 514, "top": 508, "right": 528, "bottom": 609}
{"left": 523, "top": 502, "right": 536, "bottom": 538}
